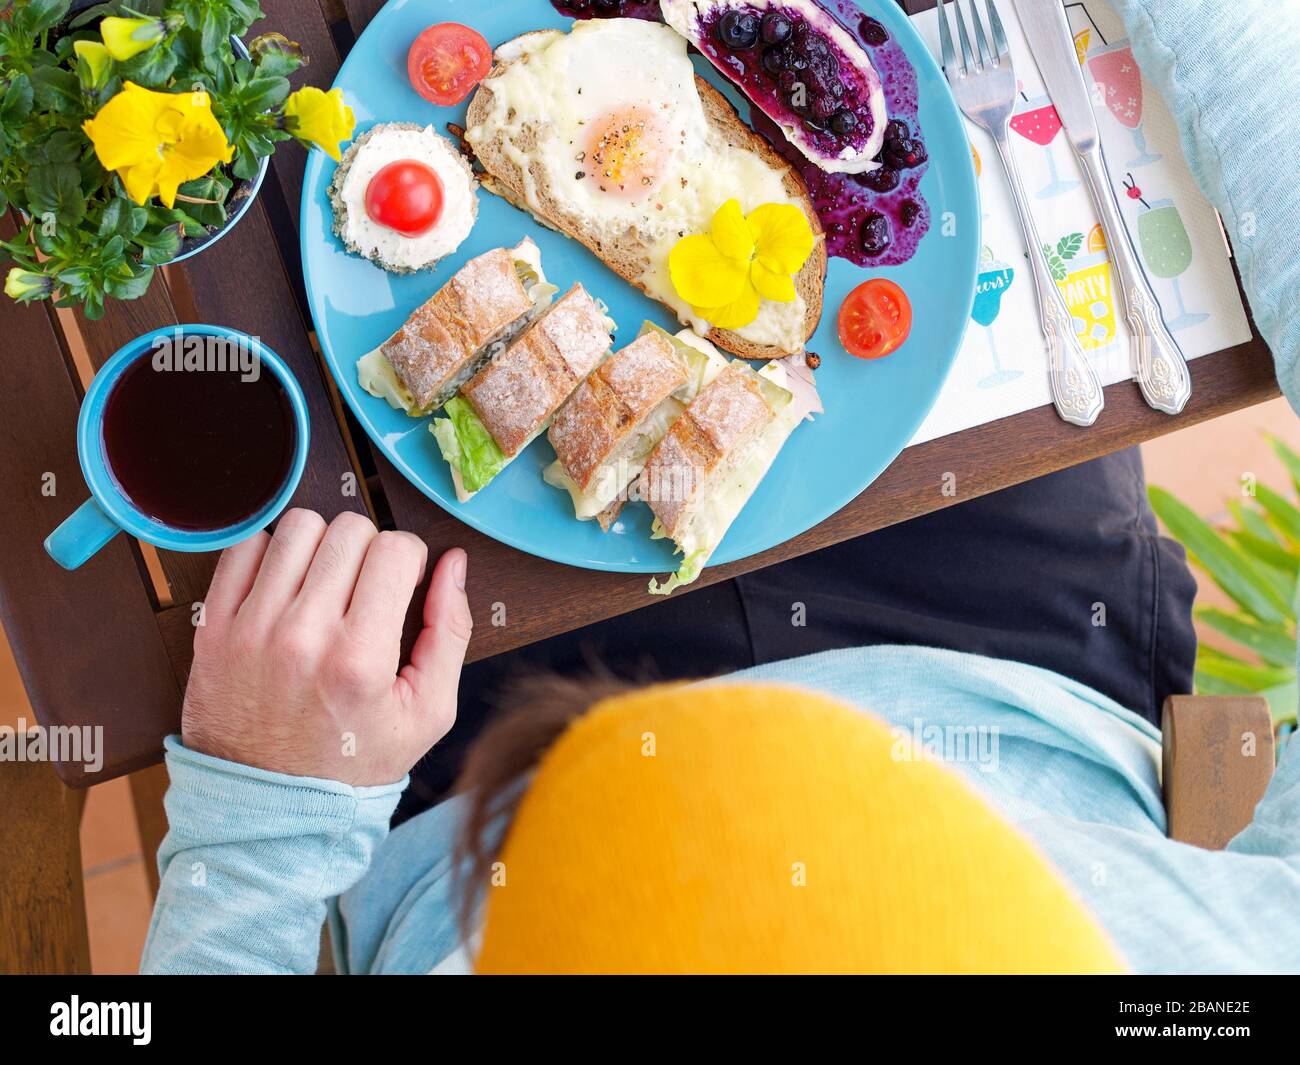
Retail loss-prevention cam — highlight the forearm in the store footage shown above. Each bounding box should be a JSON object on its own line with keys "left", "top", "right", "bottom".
{"left": 141, "top": 737, "right": 404, "bottom": 975}
{"left": 1112, "top": 0, "right": 1300, "bottom": 406}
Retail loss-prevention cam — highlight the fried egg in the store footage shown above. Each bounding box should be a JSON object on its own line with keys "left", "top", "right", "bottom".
{"left": 466, "top": 18, "right": 811, "bottom": 353}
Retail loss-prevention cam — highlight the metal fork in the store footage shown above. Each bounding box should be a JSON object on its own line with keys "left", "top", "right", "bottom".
{"left": 938, "top": 0, "right": 1103, "bottom": 427}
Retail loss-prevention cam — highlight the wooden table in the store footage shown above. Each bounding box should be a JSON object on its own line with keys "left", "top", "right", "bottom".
{"left": 0, "top": 0, "right": 1277, "bottom": 786}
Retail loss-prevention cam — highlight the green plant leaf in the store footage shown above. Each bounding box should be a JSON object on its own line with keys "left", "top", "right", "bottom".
{"left": 1229, "top": 499, "right": 1279, "bottom": 544}
{"left": 1256, "top": 681, "right": 1300, "bottom": 724}
{"left": 1150, "top": 486, "right": 1292, "bottom": 624}
{"left": 1224, "top": 532, "right": 1299, "bottom": 610}
{"left": 238, "top": 74, "right": 289, "bottom": 113}
{"left": 133, "top": 224, "right": 181, "bottom": 265}
{"left": 1255, "top": 483, "right": 1300, "bottom": 546}
{"left": 1194, "top": 651, "right": 1293, "bottom": 693}
{"left": 105, "top": 264, "right": 154, "bottom": 301}
{"left": 30, "top": 65, "right": 79, "bottom": 113}
{"left": 25, "top": 162, "right": 86, "bottom": 227}
{"left": 0, "top": 73, "right": 34, "bottom": 124}
{"left": 1196, "top": 608, "right": 1297, "bottom": 667}
{"left": 27, "top": 0, "right": 72, "bottom": 36}
{"left": 1267, "top": 434, "right": 1300, "bottom": 497}
{"left": 1226, "top": 530, "right": 1299, "bottom": 580}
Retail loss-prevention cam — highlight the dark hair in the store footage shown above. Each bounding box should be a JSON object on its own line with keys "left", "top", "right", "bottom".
{"left": 450, "top": 670, "right": 634, "bottom": 945}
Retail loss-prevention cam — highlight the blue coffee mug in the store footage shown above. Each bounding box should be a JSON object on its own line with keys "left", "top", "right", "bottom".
{"left": 45, "top": 325, "right": 311, "bottom": 570}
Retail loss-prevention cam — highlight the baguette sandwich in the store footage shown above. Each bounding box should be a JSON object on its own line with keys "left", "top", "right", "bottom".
{"left": 357, "top": 239, "right": 556, "bottom": 417}
{"left": 463, "top": 19, "right": 825, "bottom": 361}
{"left": 432, "top": 283, "right": 615, "bottom": 501}
{"left": 545, "top": 324, "right": 729, "bottom": 529}
{"left": 640, "top": 356, "right": 811, "bottom": 595}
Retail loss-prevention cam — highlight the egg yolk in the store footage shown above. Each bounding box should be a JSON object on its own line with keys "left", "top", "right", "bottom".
{"left": 586, "top": 108, "right": 668, "bottom": 198}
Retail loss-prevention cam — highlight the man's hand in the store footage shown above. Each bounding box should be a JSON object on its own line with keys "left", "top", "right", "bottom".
{"left": 181, "top": 509, "right": 472, "bottom": 786}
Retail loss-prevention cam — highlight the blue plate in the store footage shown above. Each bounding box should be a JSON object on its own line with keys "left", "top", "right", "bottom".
{"left": 301, "top": 0, "right": 978, "bottom": 573}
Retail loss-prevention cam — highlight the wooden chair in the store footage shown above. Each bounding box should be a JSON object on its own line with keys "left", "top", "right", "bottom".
{"left": 0, "top": 695, "right": 1278, "bottom": 974}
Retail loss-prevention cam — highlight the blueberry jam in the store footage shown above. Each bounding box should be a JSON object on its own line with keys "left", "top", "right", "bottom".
{"left": 551, "top": 0, "right": 930, "bottom": 268}
{"left": 551, "top": 0, "right": 664, "bottom": 19}
{"left": 693, "top": 6, "right": 882, "bottom": 166}
{"left": 748, "top": 2, "right": 929, "bottom": 267}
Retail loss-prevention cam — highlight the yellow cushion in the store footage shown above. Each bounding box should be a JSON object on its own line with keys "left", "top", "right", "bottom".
{"left": 475, "top": 683, "right": 1124, "bottom": 974}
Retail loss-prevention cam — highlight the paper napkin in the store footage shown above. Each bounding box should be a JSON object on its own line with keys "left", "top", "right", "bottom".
{"left": 905, "top": 0, "right": 1251, "bottom": 445}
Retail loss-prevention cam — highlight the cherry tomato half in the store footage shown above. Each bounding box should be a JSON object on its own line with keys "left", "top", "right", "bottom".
{"left": 407, "top": 23, "right": 492, "bottom": 107}
{"left": 837, "top": 278, "right": 913, "bottom": 360}
{"left": 365, "top": 160, "right": 445, "bottom": 236}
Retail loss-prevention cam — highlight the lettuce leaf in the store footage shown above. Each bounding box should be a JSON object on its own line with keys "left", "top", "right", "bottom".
{"left": 432, "top": 397, "right": 507, "bottom": 495}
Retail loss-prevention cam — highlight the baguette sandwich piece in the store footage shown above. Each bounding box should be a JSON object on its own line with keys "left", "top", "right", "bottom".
{"left": 432, "top": 284, "right": 615, "bottom": 502}
{"left": 545, "top": 324, "right": 728, "bottom": 530}
{"left": 357, "top": 239, "right": 556, "bottom": 417}
{"left": 640, "top": 356, "right": 810, "bottom": 595}
{"left": 463, "top": 19, "right": 825, "bottom": 361}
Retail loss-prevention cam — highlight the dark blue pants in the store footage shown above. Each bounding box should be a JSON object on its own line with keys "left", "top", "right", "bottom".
{"left": 398, "top": 447, "right": 1198, "bottom": 820}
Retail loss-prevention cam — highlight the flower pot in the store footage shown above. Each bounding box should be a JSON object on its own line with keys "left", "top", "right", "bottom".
{"left": 59, "top": 0, "right": 270, "bottom": 267}
{"left": 170, "top": 34, "right": 270, "bottom": 265}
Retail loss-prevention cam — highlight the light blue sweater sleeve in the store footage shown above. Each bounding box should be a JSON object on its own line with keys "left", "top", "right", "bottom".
{"left": 139, "top": 737, "right": 405, "bottom": 975}
{"left": 1113, "top": 0, "right": 1300, "bottom": 410}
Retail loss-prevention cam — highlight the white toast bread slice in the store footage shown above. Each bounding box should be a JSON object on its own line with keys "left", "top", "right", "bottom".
{"left": 548, "top": 331, "right": 689, "bottom": 496}
{"left": 464, "top": 34, "right": 826, "bottom": 361}
{"left": 640, "top": 361, "right": 775, "bottom": 539}
{"left": 461, "top": 284, "right": 612, "bottom": 458}
{"left": 380, "top": 247, "right": 534, "bottom": 411}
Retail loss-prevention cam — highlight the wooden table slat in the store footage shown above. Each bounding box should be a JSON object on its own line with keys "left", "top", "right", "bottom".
{"left": 0, "top": 222, "right": 183, "bottom": 785}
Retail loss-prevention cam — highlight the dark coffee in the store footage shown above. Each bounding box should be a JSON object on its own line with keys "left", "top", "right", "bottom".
{"left": 102, "top": 352, "right": 296, "bottom": 531}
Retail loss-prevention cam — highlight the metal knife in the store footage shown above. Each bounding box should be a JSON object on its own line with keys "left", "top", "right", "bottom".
{"left": 1012, "top": 0, "right": 1192, "bottom": 415}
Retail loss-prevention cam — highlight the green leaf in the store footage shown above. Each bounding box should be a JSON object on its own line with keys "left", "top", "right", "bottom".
{"left": 1149, "top": 485, "right": 1292, "bottom": 624}
{"left": 1258, "top": 682, "right": 1300, "bottom": 725}
{"left": 1195, "top": 607, "right": 1297, "bottom": 668}
{"left": 0, "top": 73, "right": 34, "bottom": 124}
{"left": 1255, "top": 483, "right": 1300, "bottom": 546}
{"left": 1226, "top": 530, "right": 1299, "bottom": 581}
{"left": 25, "top": 162, "right": 86, "bottom": 227}
{"left": 105, "top": 264, "right": 155, "bottom": 301}
{"left": 249, "top": 32, "right": 305, "bottom": 78}
{"left": 1193, "top": 669, "right": 1250, "bottom": 696}
{"left": 238, "top": 74, "right": 289, "bottom": 113}
{"left": 120, "top": 42, "right": 178, "bottom": 88}
{"left": 1056, "top": 232, "right": 1083, "bottom": 260}
{"left": 1224, "top": 532, "right": 1299, "bottom": 609}
{"left": 1228, "top": 499, "right": 1279, "bottom": 544}
{"left": 1267, "top": 435, "right": 1300, "bottom": 498}
{"left": 30, "top": 65, "right": 80, "bottom": 112}
{"left": 133, "top": 224, "right": 181, "bottom": 265}
{"left": 27, "top": 0, "right": 72, "bottom": 36}
{"left": 32, "top": 129, "right": 83, "bottom": 165}
{"left": 1194, "top": 651, "right": 1294, "bottom": 693}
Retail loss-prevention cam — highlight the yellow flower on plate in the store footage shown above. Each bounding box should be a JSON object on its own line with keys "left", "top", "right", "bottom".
{"left": 99, "top": 16, "right": 172, "bottom": 62}
{"left": 283, "top": 87, "right": 355, "bottom": 162}
{"left": 83, "top": 82, "right": 234, "bottom": 208}
{"left": 668, "top": 199, "right": 815, "bottom": 330}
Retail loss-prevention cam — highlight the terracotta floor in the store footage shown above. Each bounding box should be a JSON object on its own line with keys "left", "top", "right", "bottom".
{"left": 3, "top": 394, "right": 1298, "bottom": 973}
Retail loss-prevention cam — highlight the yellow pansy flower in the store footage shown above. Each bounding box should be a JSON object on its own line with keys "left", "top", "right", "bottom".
{"left": 83, "top": 82, "right": 234, "bottom": 208}
{"left": 99, "top": 16, "right": 174, "bottom": 62}
{"left": 669, "top": 199, "right": 815, "bottom": 330}
{"left": 283, "top": 87, "right": 355, "bottom": 162}
{"left": 73, "top": 40, "right": 114, "bottom": 90}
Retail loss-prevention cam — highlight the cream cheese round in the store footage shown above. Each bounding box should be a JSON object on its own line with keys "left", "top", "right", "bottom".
{"left": 340, "top": 124, "right": 478, "bottom": 272}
